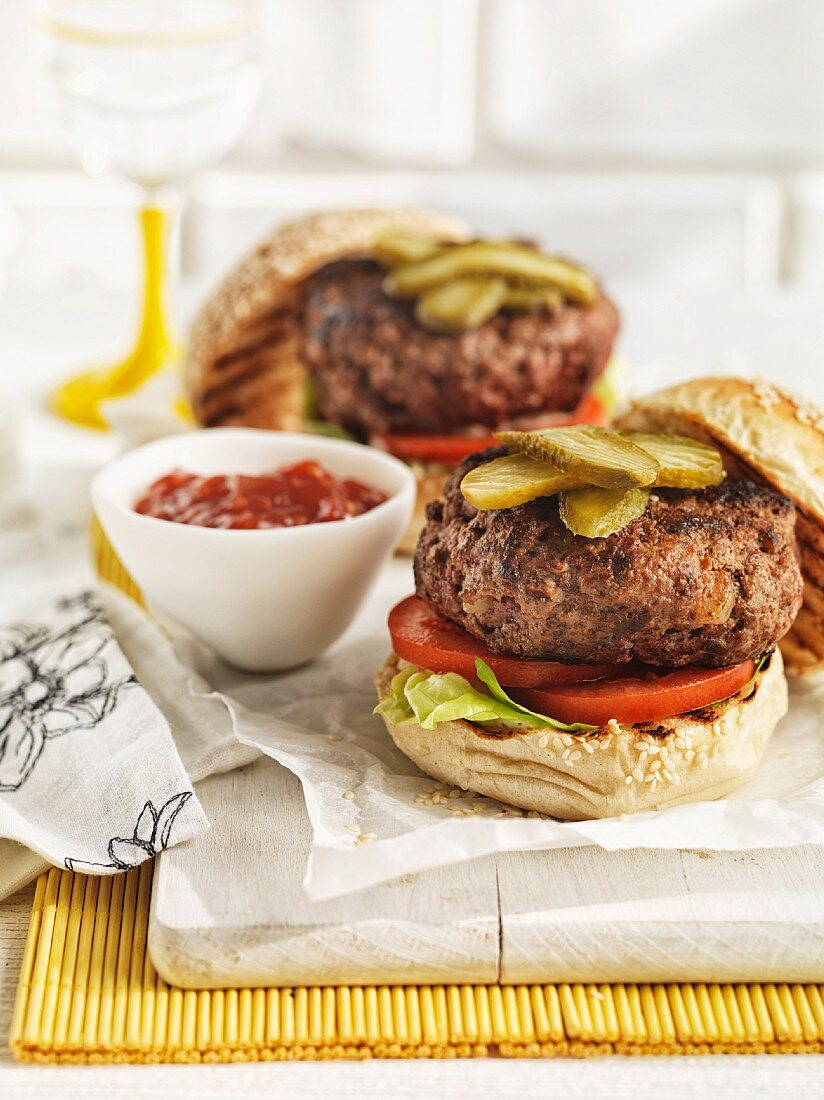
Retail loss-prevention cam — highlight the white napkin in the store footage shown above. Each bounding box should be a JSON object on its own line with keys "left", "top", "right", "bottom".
{"left": 0, "top": 585, "right": 255, "bottom": 899}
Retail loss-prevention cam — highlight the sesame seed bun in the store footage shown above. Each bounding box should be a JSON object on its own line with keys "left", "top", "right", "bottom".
{"left": 615, "top": 376, "right": 824, "bottom": 673}
{"left": 185, "top": 208, "right": 468, "bottom": 432}
{"left": 375, "top": 649, "right": 787, "bottom": 820}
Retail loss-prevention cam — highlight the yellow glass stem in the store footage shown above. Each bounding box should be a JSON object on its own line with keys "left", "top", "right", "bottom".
{"left": 49, "top": 204, "right": 179, "bottom": 430}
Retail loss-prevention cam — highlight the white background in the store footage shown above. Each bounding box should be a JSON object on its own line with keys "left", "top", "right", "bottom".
{"left": 1, "top": 1, "right": 824, "bottom": 1091}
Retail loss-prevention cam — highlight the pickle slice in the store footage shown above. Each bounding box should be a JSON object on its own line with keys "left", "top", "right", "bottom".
{"left": 624, "top": 432, "right": 725, "bottom": 489}
{"left": 502, "top": 286, "right": 564, "bottom": 312}
{"left": 496, "top": 426, "right": 659, "bottom": 489}
{"left": 559, "top": 486, "right": 650, "bottom": 538}
{"left": 460, "top": 453, "right": 586, "bottom": 510}
{"left": 373, "top": 229, "right": 444, "bottom": 268}
{"left": 385, "top": 242, "right": 597, "bottom": 304}
{"left": 415, "top": 277, "right": 507, "bottom": 332}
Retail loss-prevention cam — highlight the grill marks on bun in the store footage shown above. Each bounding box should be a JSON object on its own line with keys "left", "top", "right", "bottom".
{"left": 616, "top": 376, "right": 824, "bottom": 673}
{"left": 186, "top": 208, "right": 469, "bottom": 430}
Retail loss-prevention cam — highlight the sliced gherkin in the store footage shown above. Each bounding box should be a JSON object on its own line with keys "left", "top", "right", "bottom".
{"left": 624, "top": 432, "right": 725, "bottom": 489}
{"left": 502, "top": 286, "right": 564, "bottom": 312}
{"left": 460, "top": 453, "right": 586, "bottom": 510}
{"left": 385, "top": 242, "right": 597, "bottom": 304}
{"left": 373, "top": 229, "right": 445, "bottom": 268}
{"left": 415, "top": 277, "right": 507, "bottom": 332}
{"left": 559, "top": 486, "right": 650, "bottom": 538}
{"left": 496, "top": 425, "right": 659, "bottom": 489}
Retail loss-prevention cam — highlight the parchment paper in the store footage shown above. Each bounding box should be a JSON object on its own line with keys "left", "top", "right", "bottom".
{"left": 152, "top": 557, "right": 824, "bottom": 902}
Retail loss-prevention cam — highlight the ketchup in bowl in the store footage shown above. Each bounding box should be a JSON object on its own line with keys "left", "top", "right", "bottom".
{"left": 134, "top": 460, "right": 387, "bottom": 530}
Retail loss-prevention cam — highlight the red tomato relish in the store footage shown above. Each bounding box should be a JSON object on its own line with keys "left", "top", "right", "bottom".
{"left": 134, "top": 461, "right": 387, "bottom": 530}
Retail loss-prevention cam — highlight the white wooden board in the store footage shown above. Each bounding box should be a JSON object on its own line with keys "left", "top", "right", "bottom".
{"left": 149, "top": 758, "right": 500, "bottom": 988}
{"left": 150, "top": 759, "right": 824, "bottom": 989}
{"left": 498, "top": 847, "right": 824, "bottom": 983}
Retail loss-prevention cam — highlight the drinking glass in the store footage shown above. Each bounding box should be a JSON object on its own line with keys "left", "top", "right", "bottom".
{"left": 38, "top": 0, "right": 263, "bottom": 429}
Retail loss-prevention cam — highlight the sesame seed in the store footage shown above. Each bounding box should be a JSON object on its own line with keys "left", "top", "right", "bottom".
{"left": 569, "top": 750, "right": 582, "bottom": 762}
{"left": 625, "top": 775, "right": 634, "bottom": 785}
{"left": 355, "top": 832, "right": 375, "bottom": 846}
{"left": 562, "top": 748, "right": 571, "bottom": 760}
{"left": 447, "top": 789, "right": 461, "bottom": 799}
{"left": 329, "top": 735, "right": 343, "bottom": 743}
{"left": 582, "top": 740, "right": 595, "bottom": 754}
{"left": 650, "top": 760, "right": 661, "bottom": 772}
{"left": 632, "top": 767, "right": 644, "bottom": 782}
{"left": 343, "top": 790, "right": 355, "bottom": 800}
{"left": 538, "top": 735, "right": 549, "bottom": 749}
{"left": 561, "top": 734, "right": 574, "bottom": 747}
{"left": 685, "top": 749, "right": 695, "bottom": 762}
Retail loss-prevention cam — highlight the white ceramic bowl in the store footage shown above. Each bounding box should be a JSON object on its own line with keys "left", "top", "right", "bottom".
{"left": 92, "top": 429, "right": 416, "bottom": 671}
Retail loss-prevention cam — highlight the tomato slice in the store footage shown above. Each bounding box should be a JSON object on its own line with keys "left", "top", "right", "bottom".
{"left": 374, "top": 394, "right": 607, "bottom": 465}
{"left": 374, "top": 433, "right": 497, "bottom": 465}
{"left": 389, "top": 595, "right": 758, "bottom": 726}
{"left": 389, "top": 595, "right": 625, "bottom": 687}
{"left": 508, "top": 662, "right": 756, "bottom": 728}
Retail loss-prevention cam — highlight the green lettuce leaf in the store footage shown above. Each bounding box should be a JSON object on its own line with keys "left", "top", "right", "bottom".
{"left": 302, "top": 377, "right": 359, "bottom": 442}
{"left": 303, "top": 418, "right": 359, "bottom": 443}
{"left": 474, "top": 659, "right": 596, "bottom": 731}
{"left": 375, "top": 661, "right": 597, "bottom": 733}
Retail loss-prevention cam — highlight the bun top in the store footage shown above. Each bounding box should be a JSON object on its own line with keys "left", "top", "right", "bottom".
{"left": 616, "top": 375, "right": 824, "bottom": 672}
{"left": 186, "top": 207, "right": 468, "bottom": 405}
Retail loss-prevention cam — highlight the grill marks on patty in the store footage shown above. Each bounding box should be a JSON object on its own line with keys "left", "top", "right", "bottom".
{"left": 414, "top": 447, "right": 804, "bottom": 669}
{"left": 301, "top": 258, "right": 619, "bottom": 437}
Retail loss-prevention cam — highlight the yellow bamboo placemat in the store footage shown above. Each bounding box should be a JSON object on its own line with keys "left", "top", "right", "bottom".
{"left": 11, "top": 863, "right": 824, "bottom": 1062}
{"left": 10, "top": 519, "right": 824, "bottom": 1062}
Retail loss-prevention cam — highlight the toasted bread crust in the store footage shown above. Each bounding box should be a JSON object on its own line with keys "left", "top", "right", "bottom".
{"left": 186, "top": 208, "right": 468, "bottom": 430}
{"left": 616, "top": 377, "right": 824, "bottom": 672}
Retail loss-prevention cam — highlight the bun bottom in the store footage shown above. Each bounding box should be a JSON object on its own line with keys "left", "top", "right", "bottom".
{"left": 374, "top": 650, "right": 787, "bottom": 819}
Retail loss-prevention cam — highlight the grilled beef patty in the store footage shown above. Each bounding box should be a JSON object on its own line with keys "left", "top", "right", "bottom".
{"left": 301, "top": 259, "right": 619, "bottom": 437}
{"left": 414, "top": 447, "right": 803, "bottom": 668}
